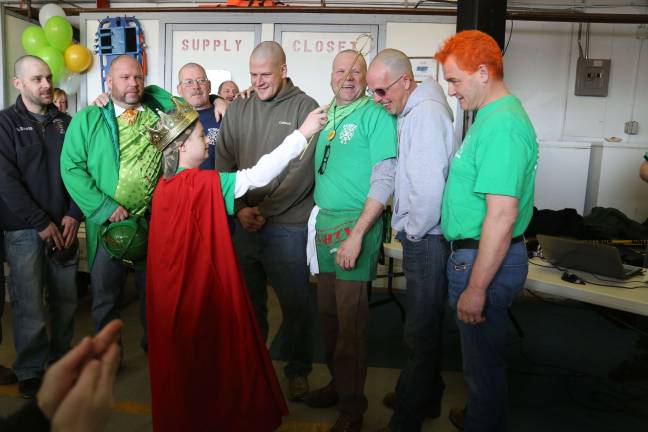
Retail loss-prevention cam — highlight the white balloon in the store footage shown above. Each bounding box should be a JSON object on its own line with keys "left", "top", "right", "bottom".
{"left": 38, "top": 3, "right": 67, "bottom": 27}
{"left": 58, "top": 70, "right": 81, "bottom": 95}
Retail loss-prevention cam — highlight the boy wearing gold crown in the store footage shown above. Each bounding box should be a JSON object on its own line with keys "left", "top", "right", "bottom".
{"left": 146, "top": 96, "right": 326, "bottom": 432}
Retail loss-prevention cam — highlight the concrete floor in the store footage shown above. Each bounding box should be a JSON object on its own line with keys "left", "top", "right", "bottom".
{"left": 0, "top": 278, "right": 467, "bottom": 431}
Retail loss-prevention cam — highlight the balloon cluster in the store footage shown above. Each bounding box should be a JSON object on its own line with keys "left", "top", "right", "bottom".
{"left": 20, "top": 3, "right": 93, "bottom": 95}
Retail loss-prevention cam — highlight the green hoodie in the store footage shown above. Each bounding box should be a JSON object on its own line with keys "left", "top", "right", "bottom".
{"left": 215, "top": 78, "right": 319, "bottom": 224}
{"left": 60, "top": 85, "right": 175, "bottom": 269}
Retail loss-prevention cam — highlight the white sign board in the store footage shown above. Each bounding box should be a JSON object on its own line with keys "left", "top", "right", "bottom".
{"left": 171, "top": 30, "right": 256, "bottom": 96}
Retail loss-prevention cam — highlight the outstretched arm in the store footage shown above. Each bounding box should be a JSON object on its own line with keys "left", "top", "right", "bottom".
{"left": 233, "top": 106, "right": 327, "bottom": 198}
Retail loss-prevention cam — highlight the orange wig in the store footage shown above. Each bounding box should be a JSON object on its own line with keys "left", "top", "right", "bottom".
{"left": 435, "top": 30, "right": 504, "bottom": 79}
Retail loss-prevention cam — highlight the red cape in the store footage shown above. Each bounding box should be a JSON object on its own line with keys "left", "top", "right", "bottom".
{"left": 147, "top": 168, "right": 288, "bottom": 432}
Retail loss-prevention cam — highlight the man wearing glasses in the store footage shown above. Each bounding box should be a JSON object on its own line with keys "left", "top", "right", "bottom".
{"left": 176, "top": 63, "right": 221, "bottom": 170}
{"left": 367, "top": 49, "right": 456, "bottom": 432}
{"left": 301, "top": 49, "right": 397, "bottom": 432}
{"left": 215, "top": 41, "right": 319, "bottom": 401}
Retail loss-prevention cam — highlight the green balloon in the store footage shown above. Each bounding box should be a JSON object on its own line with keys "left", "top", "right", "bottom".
{"left": 22, "top": 26, "right": 48, "bottom": 55}
{"left": 36, "top": 46, "right": 65, "bottom": 84}
{"left": 44, "top": 16, "right": 72, "bottom": 52}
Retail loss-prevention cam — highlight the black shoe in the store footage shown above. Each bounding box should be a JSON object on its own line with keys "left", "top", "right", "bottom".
{"left": 18, "top": 378, "right": 42, "bottom": 400}
{"left": 304, "top": 381, "right": 339, "bottom": 408}
{"left": 0, "top": 365, "right": 17, "bottom": 385}
{"left": 382, "top": 392, "right": 441, "bottom": 418}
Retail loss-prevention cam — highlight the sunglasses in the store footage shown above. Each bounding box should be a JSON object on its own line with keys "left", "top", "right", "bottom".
{"left": 318, "top": 143, "right": 331, "bottom": 175}
{"left": 367, "top": 74, "right": 404, "bottom": 98}
{"left": 180, "top": 78, "right": 210, "bottom": 87}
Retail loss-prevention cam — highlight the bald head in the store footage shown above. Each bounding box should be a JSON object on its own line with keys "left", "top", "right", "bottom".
{"left": 331, "top": 50, "right": 367, "bottom": 106}
{"left": 370, "top": 49, "right": 413, "bottom": 79}
{"left": 250, "top": 41, "right": 286, "bottom": 68}
{"left": 13, "top": 55, "right": 53, "bottom": 113}
{"left": 249, "top": 41, "right": 288, "bottom": 101}
{"left": 367, "top": 49, "right": 416, "bottom": 115}
{"left": 333, "top": 50, "right": 367, "bottom": 73}
{"left": 14, "top": 55, "right": 49, "bottom": 79}
{"left": 106, "top": 55, "right": 145, "bottom": 108}
{"left": 108, "top": 55, "right": 143, "bottom": 77}
{"left": 178, "top": 62, "right": 207, "bottom": 81}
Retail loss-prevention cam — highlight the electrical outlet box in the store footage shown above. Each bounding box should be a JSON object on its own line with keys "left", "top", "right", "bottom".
{"left": 575, "top": 58, "right": 611, "bottom": 97}
{"left": 625, "top": 121, "right": 639, "bottom": 135}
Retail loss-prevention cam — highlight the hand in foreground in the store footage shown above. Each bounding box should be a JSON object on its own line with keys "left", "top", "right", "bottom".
{"left": 237, "top": 206, "right": 265, "bottom": 232}
{"left": 108, "top": 205, "right": 129, "bottom": 223}
{"left": 335, "top": 232, "right": 362, "bottom": 270}
{"left": 213, "top": 97, "right": 229, "bottom": 122}
{"left": 39, "top": 222, "right": 64, "bottom": 250}
{"left": 60, "top": 216, "right": 80, "bottom": 249}
{"left": 456, "top": 288, "right": 486, "bottom": 325}
{"left": 298, "top": 105, "right": 329, "bottom": 140}
{"left": 234, "top": 86, "right": 254, "bottom": 100}
{"left": 91, "top": 93, "right": 110, "bottom": 107}
{"left": 37, "top": 320, "right": 122, "bottom": 426}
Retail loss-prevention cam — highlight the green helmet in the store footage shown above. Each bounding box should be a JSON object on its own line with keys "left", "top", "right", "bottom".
{"left": 99, "top": 216, "right": 149, "bottom": 264}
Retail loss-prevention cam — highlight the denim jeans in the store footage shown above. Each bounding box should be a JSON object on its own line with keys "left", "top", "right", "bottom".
{"left": 447, "top": 241, "right": 528, "bottom": 432}
{"left": 4, "top": 229, "right": 78, "bottom": 381}
{"left": 389, "top": 233, "right": 449, "bottom": 432}
{"left": 233, "top": 222, "right": 313, "bottom": 378}
{"left": 91, "top": 244, "right": 147, "bottom": 350}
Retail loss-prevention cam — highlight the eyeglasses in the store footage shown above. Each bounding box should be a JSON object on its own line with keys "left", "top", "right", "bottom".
{"left": 180, "top": 78, "right": 210, "bottom": 87}
{"left": 367, "top": 74, "right": 404, "bottom": 98}
{"left": 318, "top": 143, "right": 331, "bottom": 175}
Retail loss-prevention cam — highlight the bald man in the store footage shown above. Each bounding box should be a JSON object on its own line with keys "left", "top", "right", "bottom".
{"left": 61, "top": 55, "right": 177, "bottom": 352}
{"left": 215, "top": 41, "right": 318, "bottom": 400}
{"left": 0, "top": 55, "right": 82, "bottom": 399}
{"left": 368, "top": 49, "right": 455, "bottom": 432}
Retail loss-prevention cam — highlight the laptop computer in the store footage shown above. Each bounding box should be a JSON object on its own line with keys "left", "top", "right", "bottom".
{"left": 537, "top": 234, "right": 644, "bottom": 280}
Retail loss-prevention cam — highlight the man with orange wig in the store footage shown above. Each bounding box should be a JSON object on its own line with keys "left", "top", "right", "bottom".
{"left": 435, "top": 30, "right": 538, "bottom": 431}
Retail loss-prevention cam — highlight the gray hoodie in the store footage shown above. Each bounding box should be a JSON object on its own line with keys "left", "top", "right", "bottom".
{"left": 392, "top": 79, "right": 456, "bottom": 240}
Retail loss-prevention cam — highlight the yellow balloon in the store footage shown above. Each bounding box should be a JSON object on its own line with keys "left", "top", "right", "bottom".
{"left": 64, "top": 44, "right": 92, "bottom": 73}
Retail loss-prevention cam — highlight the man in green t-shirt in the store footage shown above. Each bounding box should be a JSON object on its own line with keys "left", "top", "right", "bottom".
{"left": 302, "top": 50, "right": 397, "bottom": 432}
{"left": 435, "top": 31, "right": 538, "bottom": 431}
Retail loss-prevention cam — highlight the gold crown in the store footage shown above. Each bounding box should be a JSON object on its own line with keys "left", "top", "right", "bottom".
{"left": 147, "top": 97, "right": 199, "bottom": 151}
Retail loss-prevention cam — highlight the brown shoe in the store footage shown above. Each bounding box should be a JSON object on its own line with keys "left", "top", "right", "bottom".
{"left": 288, "top": 375, "right": 309, "bottom": 401}
{"left": 0, "top": 364, "right": 17, "bottom": 385}
{"left": 382, "top": 391, "right": 441, "bottom": 419}
{"left": 304, "top": 380, "right": 339, "bottom": 408}
{"left": 330, "top": 413, "right": 363, "bottom": 432}
{"left": 448, "top": 407, "right": 465, "bottom": 430}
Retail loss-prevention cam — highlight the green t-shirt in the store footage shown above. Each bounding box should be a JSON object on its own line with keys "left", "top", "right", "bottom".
{"left": 176, "top": 167, "right": 236, "bottom": 215}
{"left": 314, "top": 101, "right": 397, "bottom": 210}
{"left": 441, "top": 95, "right": 538, "bottom": 240}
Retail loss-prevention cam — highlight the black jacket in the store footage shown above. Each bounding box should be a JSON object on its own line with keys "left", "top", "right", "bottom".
{"left": 0, "top": 95, "right": 82, "bottom": 232}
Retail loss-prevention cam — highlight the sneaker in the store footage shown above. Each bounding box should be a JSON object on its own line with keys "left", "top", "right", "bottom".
{"left": 18, "top": 377, "right": 42, "bottom": 400}
{"left": 330, "top": 413, "right": 363, "bottom": 432}
{"left": 382, "top": 391, "right": 441, "bottom": 418}
{"left": 304, "top": 380, "right": 339, "bottom": 408}
{"left": 0, "top": 365, "right": 17, "bottom": 385}
{"left": 288, "top": 375, "right": 309, "bottom": 401}
{"left": 448, "top": 407, "right": 465, "bottom": 431}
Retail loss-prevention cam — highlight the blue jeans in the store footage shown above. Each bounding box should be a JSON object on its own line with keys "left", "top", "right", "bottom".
{"left": 447, "top": 241, "right": 528, "bottom": 432}
{"left": 4, "top": 229, "right": 78, "bottom": 381}
{"left": 390, "top": 233, "right": 449, "bottom": 432}
{"left": 91, "top": 244, "right": 147, "bottom": 350}
{"left": 233, "top": 222, "right": 313, "bottom": 378}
